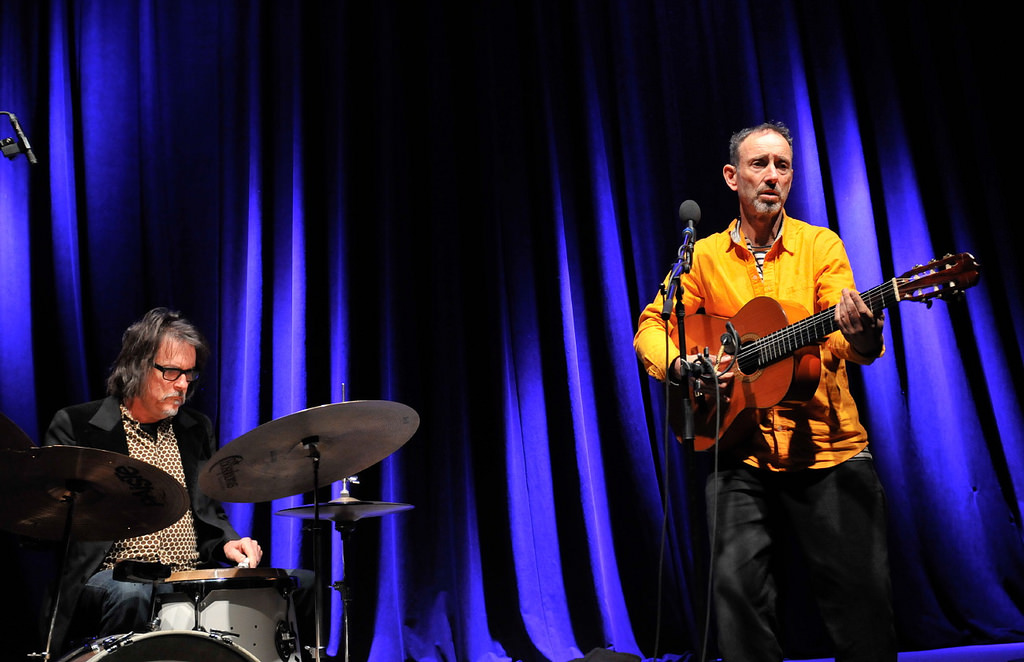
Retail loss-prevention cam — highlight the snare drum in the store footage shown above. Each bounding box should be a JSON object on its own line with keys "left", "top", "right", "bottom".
{"left": 56, "top": 630, "right": 261, "bottom": 661}
{"left": 156, "top": 568, "right": 301, "bottom": 662}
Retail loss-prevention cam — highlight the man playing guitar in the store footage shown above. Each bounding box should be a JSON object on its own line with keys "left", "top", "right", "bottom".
{"left": 634, "top": 121, "right": 897, "bottom": 662}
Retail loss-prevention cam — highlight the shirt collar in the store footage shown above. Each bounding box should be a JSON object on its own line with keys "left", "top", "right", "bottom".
{"left": 730, "top": 213, "right": 789, "bottom": 253}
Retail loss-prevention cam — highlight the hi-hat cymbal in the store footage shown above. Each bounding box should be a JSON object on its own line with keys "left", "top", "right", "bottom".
{"left": 199, "top": 400, "right": 419, "bottom": 503}
{"left": 0, "top": 446, "right": 190, "bottom": 541}
{"left": 0, "top": 411, "right": 35, "bottom": 450}
{"left": 276, "top": 496, "right": 414, "bottom": 523}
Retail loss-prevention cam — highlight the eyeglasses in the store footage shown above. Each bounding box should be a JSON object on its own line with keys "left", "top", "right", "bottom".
{"left": 153, "top": 363, "right": 201, "bottom": 383}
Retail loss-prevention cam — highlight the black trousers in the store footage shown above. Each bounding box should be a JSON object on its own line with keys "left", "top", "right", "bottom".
{"left": 706, "top": 458, "right": 897, "bottom": 662}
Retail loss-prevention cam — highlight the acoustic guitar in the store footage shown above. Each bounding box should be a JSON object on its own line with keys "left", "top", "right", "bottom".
{"left": 669, "top": 252, "right": 981, "bottom": 451}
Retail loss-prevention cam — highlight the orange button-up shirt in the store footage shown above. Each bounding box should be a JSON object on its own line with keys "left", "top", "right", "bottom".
{"left": 634, "top": 214, "right": 882, "bottom": 471}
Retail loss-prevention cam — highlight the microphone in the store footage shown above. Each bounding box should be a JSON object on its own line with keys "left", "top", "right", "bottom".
{"left": 678, "top": 199, "right": 701, "bottom": 246}
{"left": 678, "top": 199, "right": 701, "bottom": 268}
{"left": 671, "top": 199, "right": 706, "bottom": 445}
{"left": 661, "top": 199, "right": 702, "bottom": 319}
{"left": 678, "top": 199, "right": 701, "bottom": 224}
{"left": 2, "top": 112, "right": 37, "bottom": 165}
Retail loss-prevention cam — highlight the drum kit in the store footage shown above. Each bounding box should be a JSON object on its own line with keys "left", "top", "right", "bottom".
{"left": 0, "top": 401, "right": 420, "bottom": 662}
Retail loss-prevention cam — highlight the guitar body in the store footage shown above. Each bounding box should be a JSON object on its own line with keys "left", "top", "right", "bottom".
{"left": 661, "top": 252, "right": 981, "bottom": 451}
{"left": 670, "top": 297, "right": 822, "bottom": 451}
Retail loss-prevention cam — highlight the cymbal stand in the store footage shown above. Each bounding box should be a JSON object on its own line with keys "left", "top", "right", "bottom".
{"left": 302, "top": 436, "right": 325, "bottom": 662}
{"left": 334, "top": 475, "right": 359, "bottom": 503}
{"left": 328, "top": 497, "right": 359, "bottom": 662}
{"left": 328, "top": 476, "right": 359, "bottom": 662}
{"left": 33, "top": 480, "right": 87, "bottom": 661}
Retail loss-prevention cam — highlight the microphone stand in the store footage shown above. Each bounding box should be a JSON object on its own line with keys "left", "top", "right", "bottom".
{"left": 1, "top": 111, "right": 38, "bottom": 165}
{"left": 659, "top": 219, "right": 713, "bottom": 656}
{"left": 660, "top": 219, "right": 706, "bottom": 444}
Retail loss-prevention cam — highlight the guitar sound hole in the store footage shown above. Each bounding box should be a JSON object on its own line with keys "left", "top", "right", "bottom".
{"left": 736, "top": 345, "right": 760, "bottom": 375}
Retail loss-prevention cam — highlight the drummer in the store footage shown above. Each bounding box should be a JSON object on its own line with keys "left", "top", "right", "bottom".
{"left": 40, "top": 307, "right": 263, "bottom": 657}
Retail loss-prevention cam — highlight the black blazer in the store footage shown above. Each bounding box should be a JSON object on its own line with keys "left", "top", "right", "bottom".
{"left": 40, "top": 395, "right": 240, "bottom": 655}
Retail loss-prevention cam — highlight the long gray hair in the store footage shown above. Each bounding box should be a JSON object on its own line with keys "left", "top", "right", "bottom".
{"left": 106, "top": 307, "right": 210, "bottom": 401}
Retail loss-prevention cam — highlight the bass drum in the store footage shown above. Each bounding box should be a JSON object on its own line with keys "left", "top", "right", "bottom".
{"left": 56, "top": 630, "right": 261, "bottom": 662}
{"left": 156, "top": 567, "right": 301, "bottom": 662}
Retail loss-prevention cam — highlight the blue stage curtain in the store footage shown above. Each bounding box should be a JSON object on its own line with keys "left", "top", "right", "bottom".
{"left": 1, "top": 1, "right": 1019, "bottom": 660}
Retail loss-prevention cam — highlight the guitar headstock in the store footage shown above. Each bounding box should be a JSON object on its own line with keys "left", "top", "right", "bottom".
{"left": 896, "top": 252, "right": 981, "bottom": 306}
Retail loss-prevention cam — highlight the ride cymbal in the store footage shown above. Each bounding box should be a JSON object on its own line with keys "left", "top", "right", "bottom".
{"left": 199, "top": 400, "right": 419, "bottom": 503}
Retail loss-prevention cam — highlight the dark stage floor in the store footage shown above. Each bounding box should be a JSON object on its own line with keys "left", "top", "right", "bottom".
{"left": 793, "top": 642, "right": 1024, "bottom": 662}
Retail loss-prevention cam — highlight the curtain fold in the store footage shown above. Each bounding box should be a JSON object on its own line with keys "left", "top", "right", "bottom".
{"left": 2, "top": 1, "right": 1020, "bottom": 661}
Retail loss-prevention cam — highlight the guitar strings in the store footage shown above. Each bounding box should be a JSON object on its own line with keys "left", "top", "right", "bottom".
{"left": 733, "top": 280, "right": 896, "bottom": 370}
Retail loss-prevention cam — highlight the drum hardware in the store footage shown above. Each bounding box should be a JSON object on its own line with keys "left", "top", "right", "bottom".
{"left": 54, "top": 630, "right": 262, "bottom": 661}
{"left": 304, "top": 434, "right": 327, "bottom": 662}
{"left": 0, "top": 446, "right": 189, "bottom": 662}
{"left": 202, "top": 398, "right": 420, "bottom": 662}
{"left": 76, "top": 632, "right": 134, "bottom": 657}
{"left": 276, "top": 621, "right": 298, "bottom": 662}
{"left": 181, "top": 584, "right": 206, "bottom": 632}
{"left": 276, "top": 476, "right": 415, "bottom": 662}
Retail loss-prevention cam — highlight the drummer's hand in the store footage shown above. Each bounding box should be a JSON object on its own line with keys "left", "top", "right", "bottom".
{"left": 224, "top": 537, "right": 263, "bottom": 568}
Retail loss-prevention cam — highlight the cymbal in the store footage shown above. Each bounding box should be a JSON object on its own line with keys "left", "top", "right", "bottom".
{"left": 199, "top": 400, "right": 419, "bottom": 503}
{"left": 0, "top": 446, "right": 190, "bottom": 541}
{"left": 0, "top": 411, "right": 34, "bottom": 450}
{"left": 276, "top": 496, "right": 414, "bottom": 523}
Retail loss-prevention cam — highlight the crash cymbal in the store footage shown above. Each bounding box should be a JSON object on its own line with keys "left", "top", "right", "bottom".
{"left": 0, "top": 411, "right": 34, "bottom": 450}
{"left": 276, "top": 496, "right": 414, "bottom": 523}
{"left": 0, "top": 446, "right": 190, "bottom": 541}
{"left": 199, "top": 400, "right": 419, "bottom": 503}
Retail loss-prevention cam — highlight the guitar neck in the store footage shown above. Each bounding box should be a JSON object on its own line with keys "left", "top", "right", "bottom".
{"left": 741, "top": 279, "right": 899, "bottom": 372}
